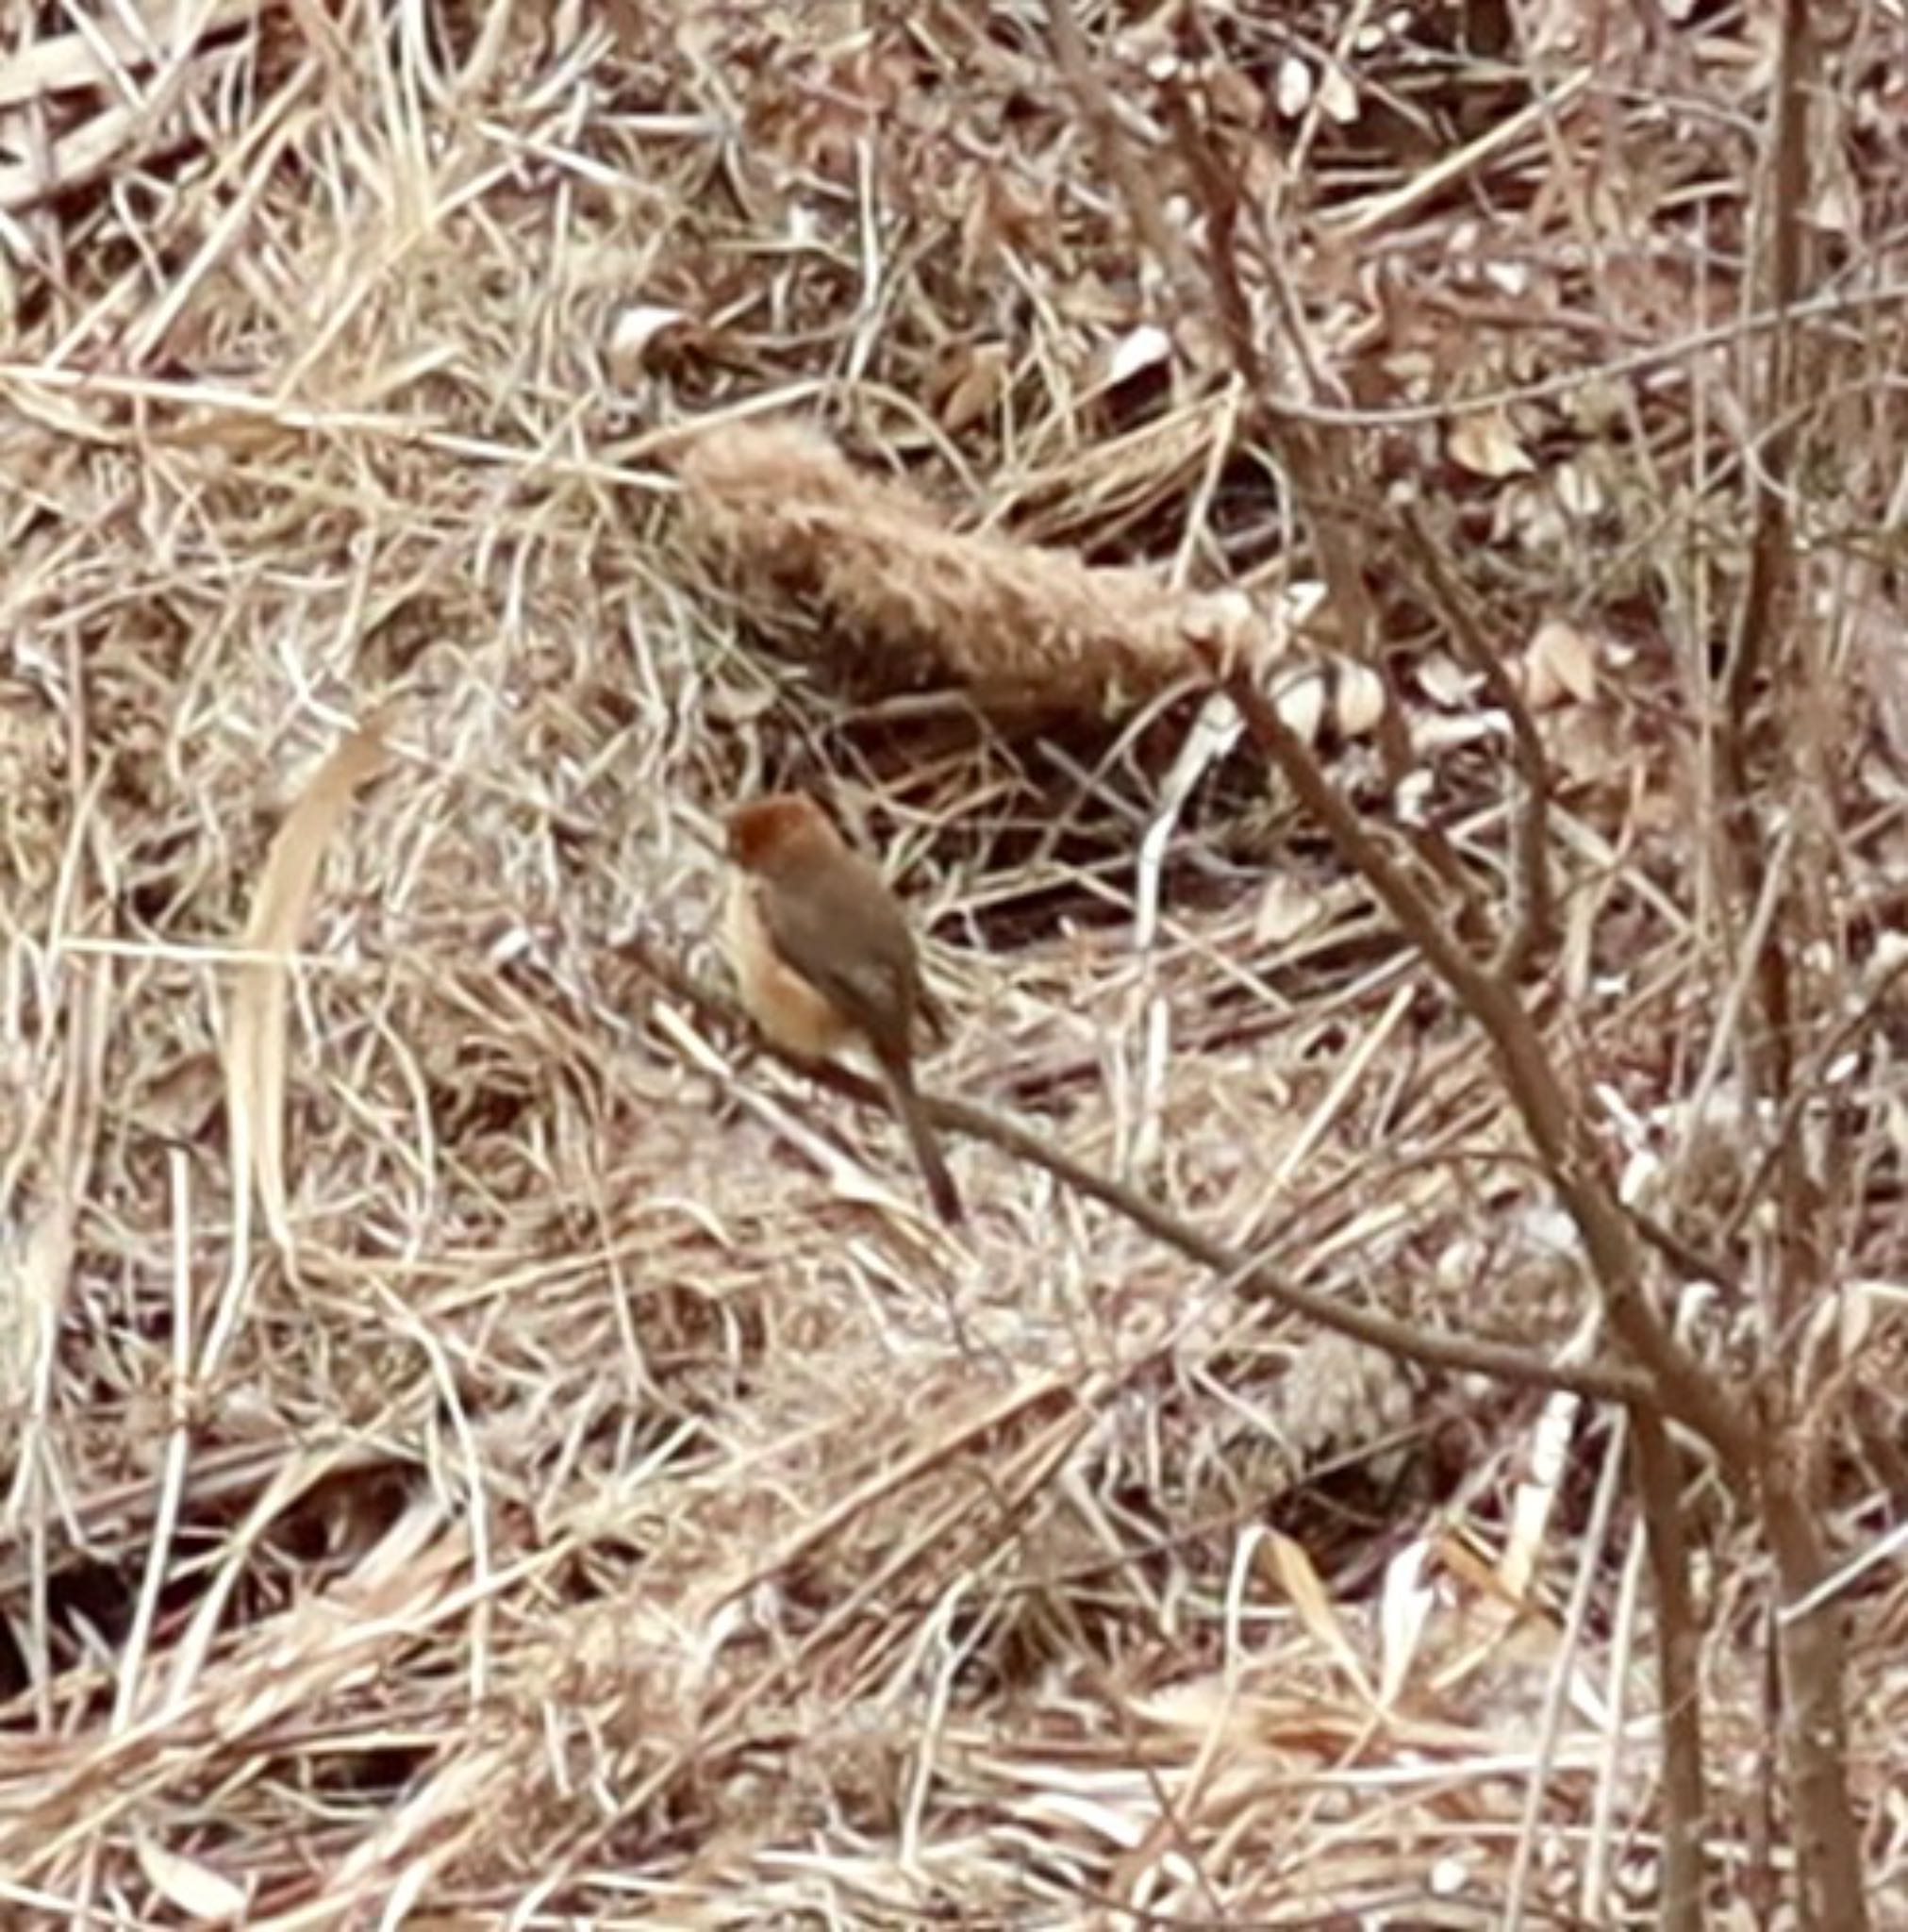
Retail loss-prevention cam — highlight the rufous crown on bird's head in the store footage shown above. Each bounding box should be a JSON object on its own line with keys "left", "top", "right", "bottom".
{"left": 726, "top": 792, "right": 832, "bottom": 870}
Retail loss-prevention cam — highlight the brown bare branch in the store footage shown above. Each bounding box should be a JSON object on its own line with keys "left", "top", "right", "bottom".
{"left": 620, "top": 933, "right": 1652, "bottom": 1408}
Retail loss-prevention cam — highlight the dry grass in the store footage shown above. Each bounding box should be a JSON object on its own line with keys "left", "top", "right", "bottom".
{"left": 4, "top": 1, "right": 1908, "bottom": 1924}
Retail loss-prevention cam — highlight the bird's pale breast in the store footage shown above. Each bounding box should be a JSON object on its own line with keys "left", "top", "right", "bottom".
{"left": 722, "top": 873, "right": 856, "bottom": 1059}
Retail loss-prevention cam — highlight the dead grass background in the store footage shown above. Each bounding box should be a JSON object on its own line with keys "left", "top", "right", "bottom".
{"left": 3, "top": 1, "right": 1907, "bottom": 1924}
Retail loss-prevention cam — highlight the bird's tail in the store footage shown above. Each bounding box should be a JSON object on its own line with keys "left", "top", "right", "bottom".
{"left": 881, "top": 1056, "right": 964, "bottom": 1226}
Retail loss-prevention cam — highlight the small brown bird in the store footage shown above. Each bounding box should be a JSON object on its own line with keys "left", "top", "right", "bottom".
{"left": 722, "top": 791, "right": 963, "bottom": 1224}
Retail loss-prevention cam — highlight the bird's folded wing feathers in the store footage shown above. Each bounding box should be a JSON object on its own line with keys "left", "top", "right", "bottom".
{"left": 755, "top": 863, "right": 917, "bottom": 1051}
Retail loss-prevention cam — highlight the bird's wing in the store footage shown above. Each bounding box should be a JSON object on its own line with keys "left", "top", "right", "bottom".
{"left": 754, "top": 856, "right": 919, "bottom": 1058}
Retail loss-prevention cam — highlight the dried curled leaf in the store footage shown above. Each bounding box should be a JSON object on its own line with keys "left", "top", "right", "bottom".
{"left": 1523, "top": 617, "right": 1600, "bottom": 708}
{"left": 135, "top": 1834, "right": 248, "bottom": 1923}
{"left": 1334, "top": 659, "right": 1388, "bottom": 738}
{"left": 1448, "top": 408, "right": 1535, "bottom": 479}
{"left": 224, "top": 723, "right": 389, "bottom": 1253}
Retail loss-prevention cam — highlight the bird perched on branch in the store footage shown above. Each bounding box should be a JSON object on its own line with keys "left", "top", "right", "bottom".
{"left": 722, "top": 791, "right": 963, "bottom": 1224}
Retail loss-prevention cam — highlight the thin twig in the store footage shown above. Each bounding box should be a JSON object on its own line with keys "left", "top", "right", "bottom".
{"left": 1393, "top": 508, "right": 1556, "bottom": 978}
{"left": 1630, "top": 1407, "right": 1707, "bottom": 1932}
